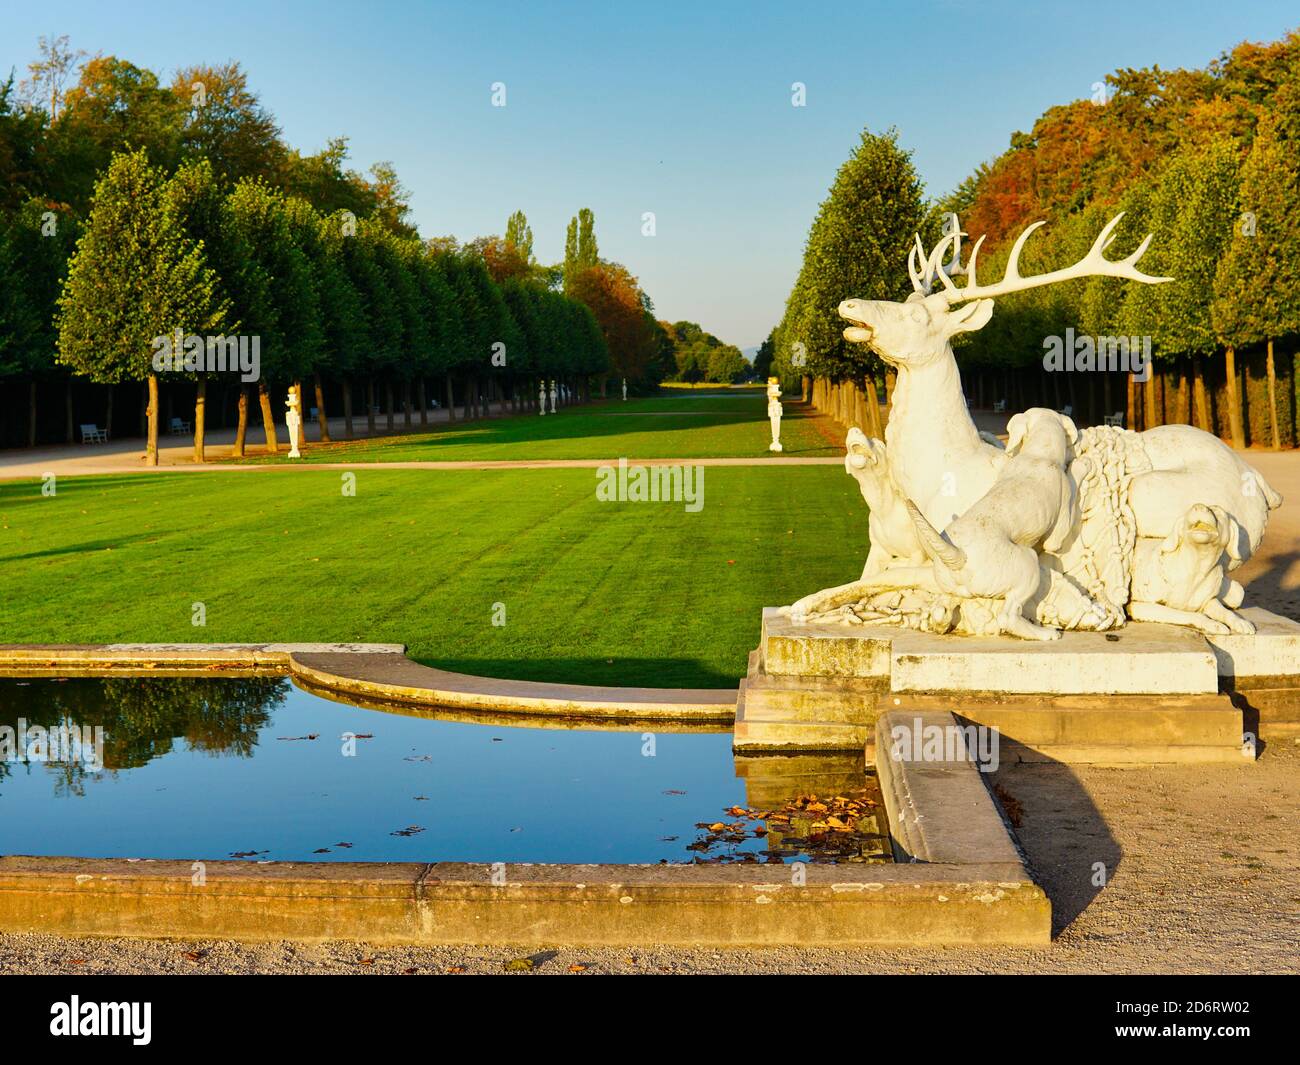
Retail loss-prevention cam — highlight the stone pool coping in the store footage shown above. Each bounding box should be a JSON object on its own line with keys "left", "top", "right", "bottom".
{"left": 0, "top": 709, "right": 1048, "bottom": 947}
{"left": 0, "top": 643, "right": 737, "bottom": 724}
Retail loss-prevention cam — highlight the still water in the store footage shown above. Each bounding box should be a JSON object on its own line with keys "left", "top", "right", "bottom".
{"left": 0, "top": 678, "right": 883, "bottom": 865}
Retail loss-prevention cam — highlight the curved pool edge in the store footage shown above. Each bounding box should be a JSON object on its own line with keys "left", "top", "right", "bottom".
{"left": 0, "top": 643, "right": 738, "bottom": 724}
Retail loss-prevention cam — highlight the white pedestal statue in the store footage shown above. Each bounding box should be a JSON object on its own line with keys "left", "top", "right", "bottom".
{"left": 538, "top": 381, "right": 546, "bottom": 415}
{"left": 548, "top": 380, "right": 558, "bottom": 414}
{"left": 766, "top": 377, "right": 783, "bottom": 452}
{"left": 622, "top": 378, "right": 628, "bottom": 402}
{"left": 285, "top": 389, "right": 302, "bottom": 459}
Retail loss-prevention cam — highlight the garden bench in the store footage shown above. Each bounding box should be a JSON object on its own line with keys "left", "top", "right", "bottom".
{"left": 1059, "top": 404, "right": 1073, "bottom": 418}
{"left": 80, "top": 423, "right": 108, "bottom": 444}
{"left": 1104, "top": 411, "right": 1125, "bottom": 427}
{"left": 992, "top": 399, "right": 1007, "bottom": 413}
{"left": 168, "top": 416, "right": 190, "bottom": 434}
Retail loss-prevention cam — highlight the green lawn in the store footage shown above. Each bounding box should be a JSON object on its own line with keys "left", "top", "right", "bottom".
{"left": 234, "top": 393, "right": 841, "bottom": 463}
{"left": 0, "top": 466, "right": 866, "bottom": 688}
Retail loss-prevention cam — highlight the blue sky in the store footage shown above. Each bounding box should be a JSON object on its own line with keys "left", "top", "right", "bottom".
{"left": 3, "top": 1, "right": 1297, "bottom": 350}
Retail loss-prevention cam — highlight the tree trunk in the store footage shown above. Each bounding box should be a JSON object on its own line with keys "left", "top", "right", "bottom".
{"left": 385, "top": 380, "right": 395, "bottom": 432}
{"left": 314, "top": 373, "right": 331, "bottom": 442}
{"left": 27, "top": 379, "right": 36, "bottom": 447}
{"left": 1266, "top": 339, "right": 1280, "bottom": 450}
{"left": 65, "top": 380, "right": 74, "bottom": 444}
{"left": 366, "top": 379, "right": 376, "bottom": 436}
{"left": 445, "top": 374, "right": 456, "bottom": 421}
{"left": 104, "top": 386, "right": 114, "bottom": 439}
{"left": 462, "top": 375, "right": 471, "bottom": 420}
{"left": 1193, "top": 359, "right": 1211, "bottom": 432}
{"left": 258, "top": 379, "right": 279, "bottom": 453}
{"left": 864, "top": 376, "right": 883, "bottom": 438}
{"left": 418, "top": 379, "right": 428, "bottom": 426}
{"left": 403, "top": 380, "right": 413, "bottom": 429}
{"left": 1126, "top": 373, "right": 1138, "bottom": 432}
{"left": 146, "top": 373, "right": 160, "bottom": 466}
{"left": 343, "top": 380, "right": 354, "bottom": 440}
{"left": 193, "top": 379, "right": 206, "bottom": 463}
{"left": 1143, "top": 369, "right": 1157, "bottom": 430}
{"left": 232, "top": 386, "right": 249, "bottom": 457}
{"left": 1225, "top": 346, "right": 1246, "bottom": 449}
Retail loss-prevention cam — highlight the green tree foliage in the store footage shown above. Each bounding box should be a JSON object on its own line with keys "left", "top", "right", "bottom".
{"left": 227, "top": 179, "right": 324, "bottom": 383}
{"left": 172, "top": 62, "right": 286, "bottom": 185}
{"left": 774, "top": 129, "right": 925, "bottom": 382}
{"left": 1213, "top": 115, "right": 1300, "bottom": 349}
{"left": 1120, "top": 140, "right": 1238, "bottom": 360}
{"left": 57, "top": 149, "right": 227, "bottom": 384}
{"left": 505, "top": 209, "right": 534, "bottom": 262}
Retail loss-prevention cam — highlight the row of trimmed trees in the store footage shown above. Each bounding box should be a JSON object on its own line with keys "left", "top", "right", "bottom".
{"left": 768, "top": 28, "right": 1300, "bottom": 449}
{"left": 10, "top": 149, "right": 608, "bottom": 461}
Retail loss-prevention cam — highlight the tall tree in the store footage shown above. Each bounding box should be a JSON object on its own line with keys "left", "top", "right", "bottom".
{"left": 171, "top": 62, "right": 286, "bottom": 186}
{"left": 1213, "top": 114, "right": 1300, "bottom": 448}
{"left": 504, "top": 209, "right": 534, "bottom": 262}
{"left": 57, "top": 149, "right": 227, "bottom": 463}
{"left": 774, "top": 128, "right": 926, "bottom": 416}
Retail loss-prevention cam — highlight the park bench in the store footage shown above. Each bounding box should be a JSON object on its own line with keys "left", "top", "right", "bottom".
{"left": 1059, "top": 404, "right": 1073, "bottom": 418}
{"left": 1104, "top": 411, "right": 1125, "bottom": 427}
{"left": 168, "top": 416, "right": 190, "bottom": 434}
{"left": 79, "top": 423, "right": 108, "bottom": 444}
{"left": 992, "top": 399, "right": 1007, "bottom": 413}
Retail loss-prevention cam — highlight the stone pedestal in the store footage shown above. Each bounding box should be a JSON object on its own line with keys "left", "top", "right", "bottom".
{"left": 734, "top": 607, "right": 1300, "bottom": 761}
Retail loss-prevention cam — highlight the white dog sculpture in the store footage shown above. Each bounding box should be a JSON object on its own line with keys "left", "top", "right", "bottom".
{"left": 903, "top": 409, "right": 1081, "bottom": 640}
{"left": 843, "top": 427, "right": 927, "bottom": 578}
{"left": 1128, "top": 503, "right": 1254, "bottom": 635}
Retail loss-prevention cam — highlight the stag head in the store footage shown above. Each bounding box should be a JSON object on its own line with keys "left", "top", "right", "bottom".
{"left": 840, "top": 212, "right": 1172, "bottom": 369}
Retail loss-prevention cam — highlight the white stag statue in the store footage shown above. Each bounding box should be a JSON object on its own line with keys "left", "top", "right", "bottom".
{"left": 790, "top": 214, "right": 1282, "bottom": 639}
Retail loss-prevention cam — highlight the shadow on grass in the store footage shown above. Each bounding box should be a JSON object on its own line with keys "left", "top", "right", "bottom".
{"left": 418, "top": 657, "right": 742, "bottom": 691}
{"left": 1, "top": 534, "right": 154, "bottom": 562}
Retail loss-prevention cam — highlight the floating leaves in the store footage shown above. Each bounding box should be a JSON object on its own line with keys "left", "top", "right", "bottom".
{"left": 684, "top": 789, "right": 888, "bottom": 865}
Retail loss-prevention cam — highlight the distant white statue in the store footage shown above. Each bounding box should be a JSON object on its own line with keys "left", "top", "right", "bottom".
{"left": 285, "top": 389, "right": 302, "bottom": 459}
{"left": 538, "top": 381, "right": 546, "bottom": 415}
{"left": 787, "top": 213, "right": 1282, "bottom": 639}
{"left": 622, "top": 378, "right": 628, "bottom": 402}
{"left": 549, "top": 380, "right": 558, "bottom": 414}
{"left": 766, "top": 377, "right": 783, "bottom": 452}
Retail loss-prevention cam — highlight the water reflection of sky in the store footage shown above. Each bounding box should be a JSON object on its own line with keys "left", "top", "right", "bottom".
{"left": 0, "top": 679, "right": 761, "bottom": 864}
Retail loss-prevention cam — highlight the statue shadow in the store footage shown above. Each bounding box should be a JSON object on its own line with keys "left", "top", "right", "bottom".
{"left": 982, "top": 744, "right": 1123, "bottom": 938}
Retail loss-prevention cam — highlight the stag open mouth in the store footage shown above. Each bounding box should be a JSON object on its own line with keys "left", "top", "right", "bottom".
{"left": 839, "top": 303, "right": 874, "bottom": 344}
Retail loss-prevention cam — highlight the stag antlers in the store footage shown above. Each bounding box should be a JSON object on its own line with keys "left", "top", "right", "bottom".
{"left": 910, "top": 213, "right": 1172, "bottom": 302}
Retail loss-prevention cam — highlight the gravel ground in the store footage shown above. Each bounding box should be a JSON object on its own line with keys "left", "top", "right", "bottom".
{"left": 2, "top": 446, "right": 1297, "bottom": 975}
